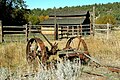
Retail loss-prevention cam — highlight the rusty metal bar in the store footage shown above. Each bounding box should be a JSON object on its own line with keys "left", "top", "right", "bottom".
{"left": 40, "top": 32, "right": 53, "bottom": 46}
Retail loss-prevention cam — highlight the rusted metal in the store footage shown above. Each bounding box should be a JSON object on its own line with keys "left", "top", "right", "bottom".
{"left": 26, "top": 35, "right": 91, "bottom": 65}
{"left": 26, "top": 38, "right": 47, "bottom": 65}
{"left": 64, "top": 36, "right": 90, "bottom": 64}
{"left": 107, "top": 66, "right": 120, "bottom": 73}
{"left": 40, "top": 32, "right": 53, "bottom": 46}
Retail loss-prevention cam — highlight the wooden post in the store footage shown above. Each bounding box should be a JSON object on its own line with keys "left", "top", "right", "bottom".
{"left": 80, "top": 25, "right": 82, "bottom": 35}
{"left": 93, "top": 6, "right": 95, "bottom": 36}
{"left": 54, "top": 7, "right": 58, "bottom": 40}
{"left": 28, "top": 22, "right": 32, "bottom": 36}
{"left": 77, "top": 25, "right": 79, "bottom": 36}
{"left": 72, "top": 26, "right": 74, "bottom": 36}
{"left": 90, "top": 23, "right": 92, "bottom": 35}
{"left": 54, "top": 24, "right": 58, "bottom": 40}
{"left": 25, "top": 24, "right": 28, "bottom": 42}
{"left": 0, "top": 20, "right": 3, "bottom": 43}
{"left": 107, "top": 23, "right": 110, "bottom": 40}
{"left": 54, "top": 12, "right": 58, "bottom": 40}
{"left": 66, "top": 26, "right": 68, "bottom": 38}
{"left": 61, "top": 25, "right": 63, "bottom": 39}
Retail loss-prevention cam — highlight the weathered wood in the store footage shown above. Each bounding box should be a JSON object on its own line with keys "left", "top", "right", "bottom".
{"left": 54, "top": 24, "right": 58, "bottom": 40}
{"left": 0, "top": 20, "right": 3, "bottom": 43}
{"left": 93, "top": 6, "right": 95, "bottom": 36}
{"left": 95, "top": 29, "right": 108, "bottom": 31}
{"left": 77, "top": 25, "right": 79, "bottom": 35}
{"left": 3, "top": 26, "right": 25, "bottom": 28}
{"left": 25, "top": 24, "right": 28, "bottom": 42}
{"left": 72, "top": 26, "right": 74, "bottom": 36}
{"left": 3, "top": 31, "right": 25, "bottom": 34}
{"left": 95, "top": 23, "right": 112, "bottom": 39}
{"left": 54, "top": 14, "right": 58, "bottom": 40}
{"left": 80, "top": 25, "right": 82, "bottom": 35}
{"left": 49, "top": 14, "right": 87, "bottom": 17}
{"left": 29, "top": 24, "right": 55, "bottom": 26}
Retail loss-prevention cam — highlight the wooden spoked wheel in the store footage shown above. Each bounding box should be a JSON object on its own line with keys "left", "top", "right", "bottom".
{"left": 65, "top": 36, "right": 90, "bottom": 64}
{"left": 26, "top": 38, "right": 47, "bottom": 68}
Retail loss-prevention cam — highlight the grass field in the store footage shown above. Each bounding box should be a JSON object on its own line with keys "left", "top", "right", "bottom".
{"left": 0, "top": 31, "right": 120, "bottom": 80}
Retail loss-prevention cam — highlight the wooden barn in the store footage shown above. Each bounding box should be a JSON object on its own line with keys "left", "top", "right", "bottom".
{"left": 39, "top": 11, "right": 91, "bottom": 39}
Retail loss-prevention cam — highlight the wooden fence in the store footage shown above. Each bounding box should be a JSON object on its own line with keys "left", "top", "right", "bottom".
{"left": 58, "top": 24, "right": 91, "bottom": 39}
{"left": 27, "top": 24, "right": 92, "bottom": 40}
{"left": 0, "top": 24, "right": 55, "bottom": 42}
{"left": 0, "top": 22, "right": 115, "bottom": 43}
{"left": 0, "top": 20, "right": 2, "bottom": 42}
{"left": 0, "top": 20, "right": 115, "bottom": 43}
{"left": 94, "top": 23, "right": 112, "bottom": 39}
{"left": 1, "top": 24, "right": 27, "bottom": 42}
{"left": 0, "top": 22, "right": 92, "bottom": 42}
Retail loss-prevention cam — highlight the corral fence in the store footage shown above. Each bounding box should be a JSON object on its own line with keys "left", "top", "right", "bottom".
{"left": 27, "top": 24, "right": 92, "bottom": 40}
{"left": 0, "top": 20, "right": 115, "bottom": 43}
{"left": 0, "top": 22, "right": 92, "bottom": 42}
{"left": 94, "top": 23, "right": 112, "bottom": 39}
{"left": 1, "top": 24, "right": 27, "bottom": 42}
{"left": 58, "top": 24, "right": 91, "bottom": 39}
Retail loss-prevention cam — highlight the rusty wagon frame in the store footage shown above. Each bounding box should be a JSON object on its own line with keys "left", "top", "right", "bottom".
{"left": 26, "top": 32, "right": 120, "bottom": 73}
{"left": 26, "top": 32, "right": 91, "bottom": 66}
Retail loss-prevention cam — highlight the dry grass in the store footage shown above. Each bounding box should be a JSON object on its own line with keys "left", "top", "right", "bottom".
{"left": 0, "top": 31, "right": 120, "bottom": 80}
{"left": 0, "top": 42, "right": 27, "bottom": 69}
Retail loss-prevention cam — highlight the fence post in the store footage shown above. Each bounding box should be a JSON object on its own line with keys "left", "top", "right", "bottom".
{"left": 54, "top": 14, "right": 58, "bottom": 40}
{"left": 72, "top": 26, "right": 74, "bottom": 36}
{"left": 0, "top": 20, "right": 3, "bottom": 43}
{"left": 28, "top": 22, "right": 32, "bottom": 36}
{"left": 77, "top": 25, "right": 79, "bottom": 35}
{"left": 107, "top": 23, "right": 110, "bottom": 40}
{"left": 54, "top": 24, "right": 58, "bottom": 40}
{"left": 25, "top": 24, "right": 28, "bottom": 42}
{"left": 93, "top": 6, "right": 95, "bottom": 36}
{"left": 80, "top": 25, "right": 82, "bottom": 35}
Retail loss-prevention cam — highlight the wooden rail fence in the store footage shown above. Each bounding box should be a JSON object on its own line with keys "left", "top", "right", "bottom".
{"left": 0, "top": 20, "right": 114, "bottom": 43}
{"left": 58, "top": 24, "right": 91, "bottom": 39}
{"left": 0, "top": 22, "right": 92, "bottom": 42}
{"left": 94, "top": 23, "right": 112, "bottom": 39}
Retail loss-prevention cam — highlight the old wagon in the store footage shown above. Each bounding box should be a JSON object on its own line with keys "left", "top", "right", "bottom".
{"left": 26, "top": 32, "right": 91, "bottom": 68}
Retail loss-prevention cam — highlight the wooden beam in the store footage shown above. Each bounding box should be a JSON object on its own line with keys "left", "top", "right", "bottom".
{"left": 0, "top": 20, "right": 3, "bottom": 43}
{"left": 49, "top": 14, "right": 86, "bottom": 17}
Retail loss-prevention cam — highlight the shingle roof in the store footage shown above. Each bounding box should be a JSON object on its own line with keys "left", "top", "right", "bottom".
{"left": 40, "top": 18, "right": 85, "bottom": 24}
{"left": 40, "top": 11, "right": 90, "bottom": 25}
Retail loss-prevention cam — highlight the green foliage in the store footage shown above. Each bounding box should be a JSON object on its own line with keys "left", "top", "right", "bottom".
{"left": 0, "top": 0, "right": 29, "bottom": 26}
{"left": 39, "top": 15, "right": 49, "bottom": 22}
{"left": 95, "top": 14, "right": 116, "bottom": 25}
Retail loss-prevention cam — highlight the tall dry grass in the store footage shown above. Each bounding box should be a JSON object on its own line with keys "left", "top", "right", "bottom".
{"left": 0, "top": 42, "right": 27, "bottom": 69}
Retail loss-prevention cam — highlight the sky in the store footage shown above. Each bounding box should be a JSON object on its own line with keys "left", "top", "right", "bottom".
{"left": 24, "top": 0, "right": 120, "bottom": 9}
